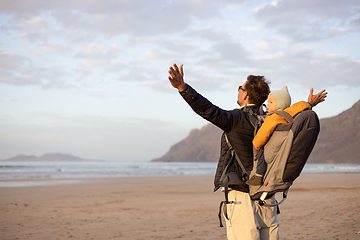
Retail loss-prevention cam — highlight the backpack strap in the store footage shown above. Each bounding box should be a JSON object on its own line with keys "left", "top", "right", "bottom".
{"left": 258, "top": 188, "right": 289, "bottom": 207}
{"left": 218, "top": 175, "right": 233, "bottom": 227}
{"left": 218, "top": 133, "right": 249, "bottom": 227}
{"left": 271, "top": 111, "right": 293, "bottom": 123}
{"left": 245, "top": 105, "right": 267, "bottom": 134}
{"left": 244, "top": 105, "right": 260, "bottom": 128}
{"left": 224, "top": 134, "right": 247, "bottom": 175}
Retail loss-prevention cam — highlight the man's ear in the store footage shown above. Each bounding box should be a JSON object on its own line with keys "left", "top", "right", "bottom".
{"left": 242, "top": 91, "right": 250, "bottom": 105}
{"left": 243, "top": 91, "right": 248, "bottom": 100}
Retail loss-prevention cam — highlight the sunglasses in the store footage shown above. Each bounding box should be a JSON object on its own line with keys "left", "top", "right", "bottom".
{"left": 238, "top": 86, "right": 246, "bottom": 92}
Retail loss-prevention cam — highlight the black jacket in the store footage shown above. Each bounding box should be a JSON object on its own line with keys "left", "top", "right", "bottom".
{"left": 180, "top": 84, "right": 261, "bottom": 193}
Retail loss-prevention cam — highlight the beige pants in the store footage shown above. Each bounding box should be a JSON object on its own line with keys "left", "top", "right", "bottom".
{"left": 225, "top": 190, "right": 279, "bottom": 240}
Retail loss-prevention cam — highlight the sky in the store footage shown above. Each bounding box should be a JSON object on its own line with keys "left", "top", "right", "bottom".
{"left": 0, "top": 0, "right": 359, "bottom": 161}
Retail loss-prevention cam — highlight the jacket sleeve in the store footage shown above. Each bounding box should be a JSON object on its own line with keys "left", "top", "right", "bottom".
{"left": 179, "top": 84, "right": 241, "bottom": 132}
{"left": 284, "top": 101, "right": 312, "bottom": 116}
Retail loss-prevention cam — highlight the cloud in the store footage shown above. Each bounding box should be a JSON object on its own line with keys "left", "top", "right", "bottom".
{"left": 350, "top": 15, "right": 360, "bottom": 31}
{"left": 75, "top": 44, "right": 120, "bottom": 59}
{"left": 0, "top": 50, "right": 73, "bottom": 88}
{"left": 254, "top": 0, "right": 360, "bottom": 41}
{"left": 0, "top": 0, "right": 241, "bottom": 39}
{"left": 0, "top": 0, "right": 359, "bottom": 92}
{"left": 41, "top": 43, "right": 69, "bottom": 54}
{"left": 186, "top": 28, "right": 231, "bottom": 43}
{"left": 241, "top": 26, "right": 260, "bottom": 32}
{"left": 249, "top": 47, "right": 360, "bottom": 88}
{"left": 256, "top": 41, "right": 273, "bottom": 51}
{"left": 3, "top": 0, "right": 358, "bottom": 43}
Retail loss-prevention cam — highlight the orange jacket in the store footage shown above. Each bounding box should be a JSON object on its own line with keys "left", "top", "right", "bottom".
{"left": 252, "top": 101, "right": 312, "bottom": 149}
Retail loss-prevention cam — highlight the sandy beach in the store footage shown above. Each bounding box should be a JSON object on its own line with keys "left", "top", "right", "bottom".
{"left": 1, "top": 173, "right": 359, "bottom": 240}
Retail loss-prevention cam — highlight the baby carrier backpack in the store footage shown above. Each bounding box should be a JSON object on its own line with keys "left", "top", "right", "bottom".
{"left": 217, "top": 106, "right": 320, "bottom": 226}
{"left": 247, "top": 108, "right": 320, "bottom": 205}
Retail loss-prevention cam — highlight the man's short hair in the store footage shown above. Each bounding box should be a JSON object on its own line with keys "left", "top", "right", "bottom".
{"left": 245, "top": 75, "right": 271, "bottom": 106}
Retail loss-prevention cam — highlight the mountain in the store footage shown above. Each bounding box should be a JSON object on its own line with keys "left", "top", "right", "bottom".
{"left": 2, "top": 153, "right": 88, "bottom": 162}
{"left": 307, "top": 100, "right": 360, "bottom": 163}
{"left": 152, "top": 100, "right": 360, "bottom": 164}
{"left": 152, "top": 124, "right": 222, "bottom": 162}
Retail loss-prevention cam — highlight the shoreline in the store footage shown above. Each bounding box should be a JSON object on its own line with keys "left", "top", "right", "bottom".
{"left": 1, "top": 162, "right": 360, "bottom": 181}
{"left": 1, "top": 171, "right": 360, "bottom": 187}
{"left": 1, "top": 174, "right": 360, "bottom": 239}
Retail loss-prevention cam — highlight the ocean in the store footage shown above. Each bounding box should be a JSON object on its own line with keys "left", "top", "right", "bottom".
{"left": 1, "top": 161, "right": 360, "bottom": 180}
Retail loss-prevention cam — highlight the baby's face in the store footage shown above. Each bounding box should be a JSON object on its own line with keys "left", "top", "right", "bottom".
{"left": 267, "top": 94, "right": 277, "bottom": 112}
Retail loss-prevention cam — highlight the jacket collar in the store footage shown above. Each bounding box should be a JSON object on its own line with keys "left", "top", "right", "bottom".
{"left": 239, "top": 104, "right": 256, "bottom": 110}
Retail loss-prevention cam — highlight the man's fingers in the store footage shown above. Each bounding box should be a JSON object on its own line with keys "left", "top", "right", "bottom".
{"left": 170, "top": 64, "right": 182, "bottom": 76}
{"left": 316, "top": 89, "right": 326, "bottom": 97}
{"left": 169, "top": 67, "right": 179, "bottom": 77}
{"left": 316, "top": 90, "right": 327, "bottom": 101}
{"left": 309, "top": 88, "right": 314, "bottom": 96}
{"left": 173, "top": 64, "right": 179, "bottom": 72}
{"left": 179, "top": 64, "right": 184, "bottom": 75}
{"left": 169, "top": 63, "right": 184, "bottom": 82}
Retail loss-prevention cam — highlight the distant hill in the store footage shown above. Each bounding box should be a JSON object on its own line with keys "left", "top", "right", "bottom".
{"left": 1, "top": 153, "right": 91, "bottom": 162}
{"left": 307, "top": 100, "right": 360, "bottom": 163}
{"left": 152, "top": 124, "right": 222, "bottom": 162}
{"left": 152, "top": 100, "right": 360, "bottom": 164}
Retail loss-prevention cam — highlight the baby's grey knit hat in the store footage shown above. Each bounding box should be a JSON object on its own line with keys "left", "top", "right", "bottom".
{"left": 270, "top": 86, "right": 291, "bottom": 111}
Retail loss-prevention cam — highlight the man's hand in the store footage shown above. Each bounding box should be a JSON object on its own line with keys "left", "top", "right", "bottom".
{"left": 308, "top": 88, "right": 328, "bottom": 107}
{"left": 168, "top": 64, "right": 186, "bottom": 92}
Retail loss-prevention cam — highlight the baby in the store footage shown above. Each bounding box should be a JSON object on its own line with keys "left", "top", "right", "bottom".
{"left": 246, "top": 86, "right": 312, "bottom": 186}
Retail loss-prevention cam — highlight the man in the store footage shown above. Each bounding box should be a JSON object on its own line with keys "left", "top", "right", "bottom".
{"left": 168, "top": 63, "right": 327, "bottom": 240}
